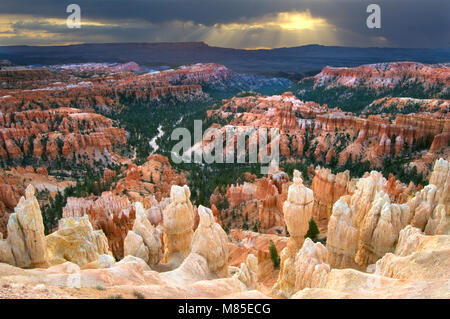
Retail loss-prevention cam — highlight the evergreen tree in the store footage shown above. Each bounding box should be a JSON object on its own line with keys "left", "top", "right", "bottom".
{"left": 305, "top": 218, "right": 320, "bottom": 240}
{"left": 269, "top": 240, "right": 280, "bottom": 269}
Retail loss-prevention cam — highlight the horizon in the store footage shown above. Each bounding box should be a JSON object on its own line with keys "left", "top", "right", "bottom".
{"left": 1, "top": 41, "right": 449, "bottom": 51}
{"left": 0, "top": 0, "right": 449, "bottom": 49}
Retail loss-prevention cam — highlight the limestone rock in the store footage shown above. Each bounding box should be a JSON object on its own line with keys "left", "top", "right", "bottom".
{"left": 355, "top": 192, "right": 411, "bottom": 267}
{"left": 191, "top": 205, "right": 229, "bottom": 278}
{"left": 326, "top": 171, "right": 411, "bottom": 269}
{"left": 292, "top": 225, "right": 450, "bottom": 299}
{"left": 408, "top": 185, "right": 438, "bottom": 231}
{"left": 46, "top": 215, "right": 113, "bottom": 266}
{"left": 310, "top": 167, "right": 351, "bottom": 222}
{"left": 2, "top": 185, "right": 48, "bottom": 268}
{"left": 376, "top": 229, "right": 450, "bottom": 282}
{"left": 326, "top": 197, "right": 360, "bottom": 269}
{"left": 124, "top": 231, "right": 149, "bottom": 263}
{"left": 326, "top": 159, "right": 449, "bottom": 271}
{"left": 162, "top": 185, "right": 195, "bottom": 267}
{"left": 408, "top": 158, "right": 449, "bottom": 235}
{"left": 81, "top": 254, "right": 116, "bottom": 269}
{"left": 233, "top": 254, "right": 258, "bottom": 289}
{"left": 0, "top": 238, "right": 15, "bottom": 265}
{"left": 123, "top": 202, "right": 162, "bottom": 265}
{"left": 274, "top": 170, "right": 314, "bottom": 296}
{"left": 227, "top": 229, "right": 288, "bottom": 288}
{"left": 294, "top": 238, "right": 330, "bottom": 293}
{"left": 283, "top": 170, "right": 313, "bottom": 241}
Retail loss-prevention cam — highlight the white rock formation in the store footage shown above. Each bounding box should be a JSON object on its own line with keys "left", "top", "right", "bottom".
{"left": 294, "top": 238, "right": 330, "bottom": 292}
{"left": 0, "top": 185, "right": 48, "bottom": 268}
{"left": 326, "top": 158, "right": 449, "bottom": 270}
{"left": 162, "top": 185, "right": 195, "bottom": 267}
{"left": 274, "top": 170, "right": 314, "bottom": 296}
{"left": 233, "top": 254, "right": 258, "bottom": 289}
{"left": 190, "top": 205, "right": 229, "bottom": 278}
{"left": 355, "top": 191, "right": 411, "bottom": 266}
{"left": 327, "top": 171, "right": 412, "bottom": 269}
{"left": 326, "top": 197, "right": 360, "bottom": 269}
{"left": 46, "top": 215, "right": 113, "bottom": 266}
{"left": 124, "top": 202, "right": 162, "bottom": 265}
{"left": 409, "top": 158, "right": 449, "bottom": 235}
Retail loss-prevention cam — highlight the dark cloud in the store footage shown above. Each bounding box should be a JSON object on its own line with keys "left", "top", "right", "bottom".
{"left": 0, "top": 0, "right": 448, "bottom": 48}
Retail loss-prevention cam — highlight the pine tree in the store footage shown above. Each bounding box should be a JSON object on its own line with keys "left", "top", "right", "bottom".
{"left": 305, "top": 218, "right": 320, "bottom": 240}
{"left": 252, "top": 220, "right": 260, "bottom": 233}
{"left": 269, "top": 240, "right": 280, "bottom": 269}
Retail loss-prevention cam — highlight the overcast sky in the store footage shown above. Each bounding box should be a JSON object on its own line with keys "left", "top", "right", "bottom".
{"left": 0, "top": 0, "right": 448, "bottom": 48}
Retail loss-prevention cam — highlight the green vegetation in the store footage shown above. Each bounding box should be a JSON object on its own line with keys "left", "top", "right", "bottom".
{"left": 252, "top": 220, "right": 260, "bottom": 233}
{"left": 41, "top": 164, "right": 122, "bottom": 234}
{"left": 367, "top": 101, "right": 422, "bottom": 115}
{"left": 269, "top": 240, "right": 280, "bottom": 269}
{"left": 101, "top": 78, "right": 435, "bottom": 210}
{"left": 235, "top": 91, "right": 260, "bottom": 98}
{"left": 216, "top": 197, "right": 229, "bottom": 211}
{"left": 294, "top": 79, "right": 378, "bottom": 113}
{"left": 279, "top": 162, "right": 311, "bottom": 185}
{"left": 132, "top": 290, "right": 145, "bottom": 299}
{"left": 305, "top": 218, "right": 320, "bottom": 240}
{"left": 382, "top": 157, "right": 427, "bottom": 186}
{"left": 110, "top": 99, "right": 214, "bottom": 165}
{"left": 294, "top": 79, "right": 449, "bottom": 113}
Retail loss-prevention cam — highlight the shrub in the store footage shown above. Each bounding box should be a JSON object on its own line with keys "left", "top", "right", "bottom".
{"left": 305, "top": 218, "right": 320, "bottom": 240}
{"left": 269, "top": 240, "right": 280, "bottom": 269}
{"left": 252, "top": 221, "right": 260, "bottom": 233}
{"left": 133, "top": 290, "right": 145, "bottom": 299}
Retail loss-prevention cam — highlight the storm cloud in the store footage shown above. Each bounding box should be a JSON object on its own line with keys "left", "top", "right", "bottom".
{"left": 0, "top": 0, "right": 448, "bottom": 48}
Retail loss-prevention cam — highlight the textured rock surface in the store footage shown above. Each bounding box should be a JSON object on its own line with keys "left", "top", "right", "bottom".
{"left": 310, "top": 62, "right": 449, "bottom": 94}
{"left": 59, "top": 155, "right": 185, "bottom": 259}
{"left": 283, "top": 170, "right": 313, "bottom": 242}
{"left": 408, "top": 158, "right": 449, "bottom": 235}
{"left": 0, "top": 63, "right": 214, "bottom": 114}
{"left": 46, "top": 216, "right": 113, "bottom": 266}
{"left": 213, "top": 168, "right": 289, "bottom": 235}
{"left": 274, "top": 170, "right": 313, "bottom": 297}
{"left": 0, "top": 185, "right": 48, "bottom": 268}
{"left": 310, "top": 167, "right": 352, "bottom": 223}
{"left": 292, "top": 224, "right": 450, "bottom": 299}
{"left": 227, "top": 229, "right": 288, "bottom": 288}
{"left": 0, "top": 255, "right": 266, "bottom": 298}
{"left": 326, "top": 171, "right": 412, "bottom": 269}
{"left": 326, "top": 197, "right": 361, "bottom": 269}
{"left": 354, "top": 192, "right": 411, "bottom": 267}
{"left": 190, "top": 205, "right": 229, "bottom": 278}
{"left": 113, "top": 154, "right": 187, "bottom": 201}
{"left": 124, "top": 203, "right": 162, "bottom": 265}
{"left": 376, "top": 227, "right": 450, "bottom": 282}
{"left": 0, "top": 165, "right": 75, "bottom": 237}
{"left": 233, "top": 254, "right": 258, "bottom": 289}
{"left": 366, "top": 97, "right": 450, "bottom": 115}
{"left": 0, "top": 108, "right": 126, "bottom": 163}
{"left": 327, "top": 158, "right": 449, "bottom": 270}
{"left": 204, "top": 84, "right": 449, "bottom": 178}
{"left": 162, "top": 185, "right": 195, "bottom": 267}
{"left": 63, "top": 192, "right": 134, "bottom": 259}
{"left": 294, "top": 238, "right": 330, "bottom": 293}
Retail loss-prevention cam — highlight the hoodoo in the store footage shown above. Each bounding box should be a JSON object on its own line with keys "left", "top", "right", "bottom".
{"left": 274, "top": 170, "right": 314, "bottom": 297}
